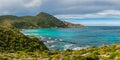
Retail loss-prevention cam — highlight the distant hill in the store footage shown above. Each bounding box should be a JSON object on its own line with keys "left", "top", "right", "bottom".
{"left": 0, "top": 12, "right": 84, "bottom": 29}
{"left": 0, "top": 26, "right": 48, "bottom": 52}
{"left": 63, "top": 21, "right": 84, "bottom": 28}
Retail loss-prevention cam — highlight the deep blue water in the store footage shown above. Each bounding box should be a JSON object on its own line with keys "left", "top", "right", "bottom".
{"left": 21, "top": 26, "right": 120, "bottom": 51}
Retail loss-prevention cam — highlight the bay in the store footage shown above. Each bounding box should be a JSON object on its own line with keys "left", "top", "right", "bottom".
{"left": 21, "top": 26, "right": 120, "bottom": 51}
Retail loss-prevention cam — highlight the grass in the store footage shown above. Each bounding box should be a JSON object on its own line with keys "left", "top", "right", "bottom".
{"left": 0, "top": 43, "right": 120, "bottom": 60}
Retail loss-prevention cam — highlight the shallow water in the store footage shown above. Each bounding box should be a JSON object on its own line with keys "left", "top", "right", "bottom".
{"left": 21, "top": 26, "right": 120, "bottom": 51}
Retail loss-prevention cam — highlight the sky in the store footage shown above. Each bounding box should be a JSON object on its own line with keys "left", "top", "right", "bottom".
{"left": 1, "top": 0, "right": 120, "bottom": 26}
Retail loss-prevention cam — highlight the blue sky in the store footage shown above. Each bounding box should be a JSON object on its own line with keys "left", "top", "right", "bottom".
{"left": 1, "top": 0, "right": 120, "bottom": 26}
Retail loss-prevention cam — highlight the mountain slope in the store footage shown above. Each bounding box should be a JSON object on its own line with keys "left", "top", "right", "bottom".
{"left": 63, "top": 21, "right": 84, "bottom": 28}
{"left": 0, "top": 12, "right": 83, "bottom": 29}
{"left": 0, "top": 26, "right": 48, "bottom": 52}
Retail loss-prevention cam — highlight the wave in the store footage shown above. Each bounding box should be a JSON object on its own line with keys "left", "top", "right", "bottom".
{"left": 46, "top": 41, "right": 56, "bottom": 44}
{"left": 63, "top": 44, "right": 90, "bottom": 50}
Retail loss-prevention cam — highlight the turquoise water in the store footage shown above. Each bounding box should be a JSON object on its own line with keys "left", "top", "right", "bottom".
{"left": 21, "top": 26, "right": 120, "bottom": 51}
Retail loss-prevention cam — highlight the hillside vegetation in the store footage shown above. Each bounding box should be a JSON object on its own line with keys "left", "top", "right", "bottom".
{"left": 0, "top": 43, "right": 120, "bottom": 60}
{"left": 0, "top": 26, "right": 48, "bottom": 52}
{"left": 0, "top": 12, "right": 83, "bottom": 29}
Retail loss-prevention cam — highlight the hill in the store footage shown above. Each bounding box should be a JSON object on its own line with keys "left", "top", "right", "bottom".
{"left": 63, "top": 21, "right": 84, "bottom": 28}
{"left": 0, "top": 12, "right": 84, "bottom": 29}
{"left": 0, "top": 26, "right": 48, "bottom": 52}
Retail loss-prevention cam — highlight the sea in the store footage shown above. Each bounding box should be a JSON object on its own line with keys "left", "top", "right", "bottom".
{"left": 21, "top": 26, "right": 120, "bottom": 51}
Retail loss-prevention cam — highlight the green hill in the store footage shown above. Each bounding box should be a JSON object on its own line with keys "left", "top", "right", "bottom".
{"left": 0, "top": 26, "right": 48, "bottom": 52}
{"left": 0, "top": 12, "right": 84, "bottom": 29}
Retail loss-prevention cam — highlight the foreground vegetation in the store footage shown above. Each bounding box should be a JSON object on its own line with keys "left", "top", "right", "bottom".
{"left": 0, "top": 44, "right": 120, "bottom": 60}
{"left": 0, "top": 26, "right": 48, "bottom": 52}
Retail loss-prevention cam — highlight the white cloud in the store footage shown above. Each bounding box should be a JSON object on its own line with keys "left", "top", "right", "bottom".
{"left": 56, "top": 10, "right": 120, "bottom": 26}
{"left": 55, "top": 10, "right": 120, "bottom": 18}
{"left": 0, "top": 0, "right": 120, "bottom": 16}
{"left": 24, "top": 0, "right": 42, "bottom": 8}
{"left": 79, "top": 21, "right": 120, "bottom": 26}
{"left": 97, "top": 10, "right": 120, "bottom": 16}
{"left": 0, "top": 0, "right": 42, "bottom": 15}
{"left": 2, "top": 11, "right": 11, "bottom": 15}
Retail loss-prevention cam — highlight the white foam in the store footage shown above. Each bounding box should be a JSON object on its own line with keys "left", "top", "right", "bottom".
{"left": 55, "top": 39, "right": 57, "bottom": 41}
{"left": 72, "top": 45, "right": 90, "bottom": 50}
{"left": 73, "top": 47, "right": 82, "bottom": 50}
{"left": 48, "top": 37, "right": 51, "bottom": 39}
{"left": 39, "top": 36, "right": 42, "bottom": 37}
{"left": 64, "top": 44, "right": 74, "bottom": 50}
{"left": 59, "top": 39, "right": 63, "bottom": 41}
{"left": 44, "top": 42, "right": 46, "bottom": 44}
{"left": 63, "top": 44, "right": 90, "bottom": 50}
{"left": 40, "top": 37, "right": 45, "bottom": 40}
{"left": 46, "top": 41, "right": 55, "bottom": 43}
{"left": 50, "top": 45, "right": 55, "bottom": 48}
